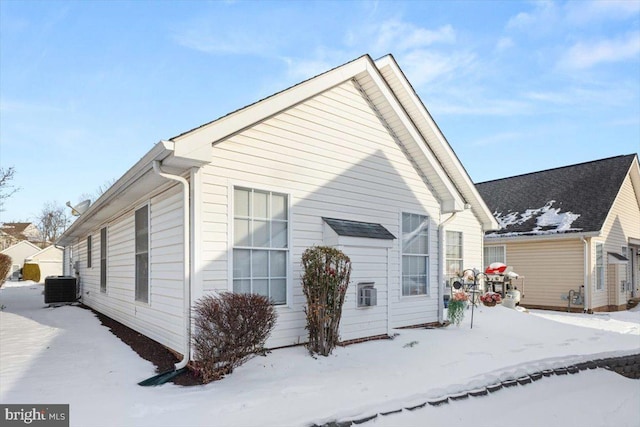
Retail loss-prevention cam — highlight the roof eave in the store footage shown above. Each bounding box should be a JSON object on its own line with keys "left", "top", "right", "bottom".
{"left": 484, "top": 230, "right": 600, "bottom": 244}
{"left": 57, "top": 140, "right": 209, "bottom": 246}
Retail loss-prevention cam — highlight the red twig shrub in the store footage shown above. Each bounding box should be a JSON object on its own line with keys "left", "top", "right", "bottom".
{"left": 192, "top": 292, "right": 277, "bottom": 383}
{"left": 0, "top": 253, "right": 11, "bottom": 287}
{"left": 301, "top": 246, "right": 351, "bottom": 356}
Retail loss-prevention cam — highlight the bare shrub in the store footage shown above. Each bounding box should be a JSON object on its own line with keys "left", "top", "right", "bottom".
{"left": 192, "top": 292, "right": 277, "bottom": 383}
{"left": 0, "top": 253, "right": 11, "bottom": 287}
{"left": 301, "top": 246, "right": 351, "bottom": 356}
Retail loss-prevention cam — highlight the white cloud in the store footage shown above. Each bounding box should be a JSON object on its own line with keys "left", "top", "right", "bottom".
{"left": 495, "top": 37, "right": 514, "bottom": 51}
{"left": 565, "top": 0, "right": 640, "bottom": 25}
{"left": 506, "top": 1, "right": 559, "bottom": 32}
{"left": 346, "top": 18, "right": 456, "bottom": 52}
{"left": 173, "top": 25, "right": 273, "bottom": 56}
{"left": 560, "top": 31, "right": 640, "bottom": 69}
{"left": 400, "top": 49, "right": 476, "bottom": 87}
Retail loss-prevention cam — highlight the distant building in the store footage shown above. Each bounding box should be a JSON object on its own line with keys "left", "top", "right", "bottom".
{"left": 0, "top": 223, "right": 44, "bottom": 248}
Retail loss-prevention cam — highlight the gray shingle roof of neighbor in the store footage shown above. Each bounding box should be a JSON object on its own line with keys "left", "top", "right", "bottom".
{"left": 475, "top": 154, "right": 637, "bottom": 237}
{"left": 323, "top": 218, "right": 396, "bottom": 240}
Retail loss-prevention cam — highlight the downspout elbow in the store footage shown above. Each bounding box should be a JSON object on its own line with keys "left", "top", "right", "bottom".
{"left": 152, "top": 160, "right": 191, "bottom": 370}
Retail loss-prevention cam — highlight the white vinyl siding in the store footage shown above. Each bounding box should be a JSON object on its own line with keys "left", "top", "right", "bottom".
{"left": 446, "top": 231, "right": 463, "bottom": 281}
{"left": 76, "top": 185, "right": 185, "bottom": 354}
{"left": 197, "top": 79, "right": 485, "bottom": 347}
{"left": 484, "top": 245, "right": 506, "bottom": 269}
{"left": 232, "top": 187, "right": 288, "bottom": 305}
{"left": 135, "top": 205, "right": 149, "bottom": 303}
{"left": 401, "top": 213, "right": 429, "bottom": 296}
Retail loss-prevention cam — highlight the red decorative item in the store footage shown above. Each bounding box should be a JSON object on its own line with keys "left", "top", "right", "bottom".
{"left": 485, "top": 262, "right": 507, "bottom": 274}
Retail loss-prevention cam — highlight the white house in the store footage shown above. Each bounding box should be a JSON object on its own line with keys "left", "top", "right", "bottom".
{"left": 1, "top": 240, "right": 41, "bottom": 280}
{"left": 25, "top": 245, "right": 64, "bottom": 282}
{"left": 58, "top": 54, "right": 498, "bottom": 364}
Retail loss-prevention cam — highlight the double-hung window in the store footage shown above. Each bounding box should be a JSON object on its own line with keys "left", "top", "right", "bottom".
{"left": 402, "top": 212, "right": 429, "bottom": 296}
{"left": 87, "top": 235, "right": 92, "bottom": 268}
{"left": 233, "top": 187, "right": 288, "bottom": 305}
{"left": 595, "top": 242, "right": 604, "bottom": 291}
{"left": 446, "top": 231, "right": 463, "bottom": 281}
{"left": 135, "top": 206, "right": 149, "bottom": 303}
{"left": 100, "top": 227, "right": 107, "bottom": 292}
{"left": 484, "top": 246, "right": 506, "bottom": 269}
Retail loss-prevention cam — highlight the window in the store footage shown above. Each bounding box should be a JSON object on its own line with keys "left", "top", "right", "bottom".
{"left": 402, "top": 212, "right": 429, "bottom": 296}
{"left": 87, "top": 235, "right": 92, "bottom": 268}
{"left": 135, "top": 206, "right": 149, "bottom": 303}
{"left": 595, "top": 242, "right": 604, "bottom": 291}
{"left": 484, "top": 246, "right": 506, "bottom": 269}
{"left": 622, "top": 246, "right": 631, "bottom": 291}
{"left": 100, "top": 227, "right": 107, "bottom": 292}
{"left": 446, "top": 231, "right": 463, "bottom": 281}
{"left": 233, "top": 187, "right": 288, "bottom": 305}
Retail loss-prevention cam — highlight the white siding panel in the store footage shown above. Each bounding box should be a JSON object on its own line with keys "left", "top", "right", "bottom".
{"left": 78, "top": 185, "right": 186, "bottom": 353}
{"left": 199, "top": 80, "right": 485, "bottom": 347}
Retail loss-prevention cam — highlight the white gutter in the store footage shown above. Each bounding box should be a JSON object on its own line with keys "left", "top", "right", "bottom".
{"left": 438, "top": 212, "right": 458, "bottom": 323}
{"left": 152, "top": 160, "right": 191, "bottom": 370}
{"left": 582, "top": 237, "right": 590, "bottom": 313}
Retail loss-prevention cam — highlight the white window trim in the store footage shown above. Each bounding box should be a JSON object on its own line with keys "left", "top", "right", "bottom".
{"left": 484, "top": 245, "right": 507, "bottom": 269}
{"left": 399, "top": 210, "right": 431, "bottom": 299}
{"left": 100, "top": 226, "right": 108, "bottom": 294}
{"left": 446, "top": 230, "right": 464, "bottom": 280}
{"left": 228, "top": 181, "right": 293, "bottom": 308}
{"left": 134, "top": 203, "right": 151, "bottom": 305}
{"left": 595, "top": 242, "right": 605, "bottom": 292}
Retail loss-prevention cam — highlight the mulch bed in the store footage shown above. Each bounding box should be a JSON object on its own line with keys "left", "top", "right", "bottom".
{"left": 81, "top": 305, "right": 203, "bottom": 386}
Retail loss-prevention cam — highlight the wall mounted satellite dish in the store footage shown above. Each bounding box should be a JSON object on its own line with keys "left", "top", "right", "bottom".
{"left": 66, "top": 200, "right": 91, "bottom": 216}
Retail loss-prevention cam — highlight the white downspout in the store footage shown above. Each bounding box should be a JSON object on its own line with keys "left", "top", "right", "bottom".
{"left": 438, "top": 212, "right": 457, "bottom": 323}
{"left": 582, "top": 237, "right": 589, "bottom": 313}
{"left": 153, "top": 161, "right": 191, "bottom": 369}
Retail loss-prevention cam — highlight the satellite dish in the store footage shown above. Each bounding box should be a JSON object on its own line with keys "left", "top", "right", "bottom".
{"left": 66, "top": 200, "right": 91, "bottom": 216}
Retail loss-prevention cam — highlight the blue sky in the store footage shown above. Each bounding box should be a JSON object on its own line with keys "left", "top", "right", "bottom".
{"left": 1, "top": 0, "right": 639, "bottom": 223}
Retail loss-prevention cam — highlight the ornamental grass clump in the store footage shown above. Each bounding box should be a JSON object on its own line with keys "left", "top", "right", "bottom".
{"left": 301, "top": 246, "right": 351, "bottom": 356}
{"left": 447, "top": 291, "right": 468, "bottom": 326}
{"left": 192, "top": 292, "right": 277, "bottom": 383}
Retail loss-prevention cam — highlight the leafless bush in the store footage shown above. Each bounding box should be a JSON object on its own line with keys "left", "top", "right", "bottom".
{"left": 0, "top": 254, "right": 11, "bottom": 287}
{"left": 192, "top": 292, "right": 277, "bottom": 383}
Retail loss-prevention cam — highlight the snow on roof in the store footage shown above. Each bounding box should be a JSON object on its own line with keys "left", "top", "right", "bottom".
{"left": 490, "top": 200, "right": 582, "bottom": 237}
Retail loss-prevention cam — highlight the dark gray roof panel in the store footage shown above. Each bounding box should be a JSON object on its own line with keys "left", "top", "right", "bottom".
{"left": 475, "top": 154, "right": 637, "bottom": 237}
{"left": 323, "top": 218, "right": 396, "bottom": 240}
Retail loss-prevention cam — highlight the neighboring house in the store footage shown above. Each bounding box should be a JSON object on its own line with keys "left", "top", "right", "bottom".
{"left": 25, "top": 245, "right": 64, "bottom": 282}
{"left": 0, "top": 230, "right": 18, "bottom": 251}
{"left": 0, "top": 222, "right": 44, "bottom": 246}
{"left": 0, "top": 240, "right": 41, "bottom": 280}
{"left": 57, "top": 54, "right": 498, "bottom": 362}
{"left": 476, "top": 154, "right": 640, "bottom": 312}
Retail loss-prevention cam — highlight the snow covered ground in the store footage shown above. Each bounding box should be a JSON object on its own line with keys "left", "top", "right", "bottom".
{"left": 1, "top": 281, "right": 639, "bottom": 427}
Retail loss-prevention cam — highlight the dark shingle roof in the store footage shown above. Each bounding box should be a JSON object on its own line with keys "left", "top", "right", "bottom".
{"left": 323, "top": 218, "right": 396, "bottom": 240}
{"left": 475, "top": 154, "right": 637, "bottom": 237}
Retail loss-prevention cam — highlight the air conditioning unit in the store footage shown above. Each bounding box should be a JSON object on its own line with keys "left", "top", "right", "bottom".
{"left": 358, "top": 282, "right": 377, "bottom": 307}
{"left": 44, "top": 276, "right": 78, "bottom": 304}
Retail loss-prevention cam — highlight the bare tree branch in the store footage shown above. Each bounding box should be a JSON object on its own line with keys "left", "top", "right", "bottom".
{"left": 0, "top": 167, "right": 19, "bottom": 212}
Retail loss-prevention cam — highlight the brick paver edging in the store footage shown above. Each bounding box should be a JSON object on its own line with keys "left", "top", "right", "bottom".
{"left": 311, "top": 353, "right": 640, "bottom": 427}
